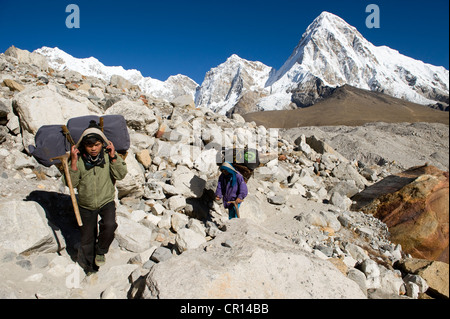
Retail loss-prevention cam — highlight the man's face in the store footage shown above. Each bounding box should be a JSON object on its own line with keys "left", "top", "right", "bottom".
{"left": 85, "top": 141, "right": 103, "bottom": 157}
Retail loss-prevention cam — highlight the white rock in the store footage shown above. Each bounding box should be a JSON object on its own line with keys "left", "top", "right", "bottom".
{"left": 88, "top": 87, "right": 105, "bottom": 99}
{"left": 342, "top": 254, "right": 358, "bottom": 268}
{"left": 175, "top": 228, "right": 207, "bottom": 253}
{"left": 157, "top": 211, "right": 173, "bottom": 229}
{"left": 290, "top": 183, "right": 307, "bottom": 196}
{"left": 24, "top": 273, "right": 44, "bottom": 282}
{"left": 403, "top": 274, "right": 429, "bottom": 294}
{"left": 359, "top": 259, "right": 381, "bottom": 289}
{"left": 97, "top": 264, "right": 139, "bottom": 292}
{"left": 347, "top": 268, "right": 367, "bottom": 296}
{"left": 47, "top": 256, "right": 73, "bottom": 277}
{"left": 6, "top": 113, "right": 20, "bottom": 134}
{"left": 151, "top": 140, "right": 174, "bottom": 160}
{"left": 319, "top": 210, "right": 341, "bottom": 232}
{"left": 144, "top": 180, "right": 165, "bottom": 200}
{"left": 344, "top": 243, "right": 369, "bottom": 263}
{"left": 146, "top": 219, "right": 366, "bottom": 299}
{"left": 171, "top": 212, "right": 189, "bottom": 232}
{"left": 105, "top": 99, "right": 156, "bottom": 131}
{"left": 253, "top": 166, "right": 275, "bottom": 181}
{"left": 0, "top": 148, "right": 10, "bottom": 157}
{"left": 188, "top": 218, "right": 207, "bottom": 237}
{"left": 193, "top": 149, "right": 218, "bottom": 175}
{"left": 13, "top": 85, "right": 92, "bottom": 147}
{"left": 0, "top": 200, "right": 60, "bottom": 254}
{"left": 405, "top": 282, "right": 420, "bottom": 299}
{"left": 313, "top": 249, "right": 328, "bottom": 260}
{"left": 159, "top": 182, "right": 181, "bottom": 196}
{"left": 297, "top": 169, "right": 318, "bottom": 188}
{"left": 330, "top": 191, "right": 352, "bottom": 211}
{"left": 238, "top": 194, "right": 266, "bottom": 223}
{"left": 171, "top": 165, "right": 206, "bottom": 198}
{"left": 115, "top": 216, "right": 153, "bottom": 252}
{"left": 379, "top": 267, "right": 405, "bottom": 296}
{"left": 129, "top": 132, "right": 155, "bottom": 154}
{"left": 151, "top": 203, "right": 165, "bottom": 216}
{"left": 143, "top": 214, "right": 162, "bottom": 227}
{"left": 5, "top": 46, "right": 49, "bottom": 70}
{"left": 130, "top": 210, "right": 147, "bottom": 222}
{"left": 116, "top": 150, "right": 145, "bottom": 198}
{"left": 168, "top": 195, "right": 186, "bottom": 212}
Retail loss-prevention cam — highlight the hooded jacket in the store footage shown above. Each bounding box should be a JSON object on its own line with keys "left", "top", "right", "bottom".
{"left": 74, "top": 127, "right": 110, "bottom": 150}
{"left": 65, "top": 153, "right": 127, "bottom": 211}
{"left": 215, "top": 162, "right": 248, "bottom": 209}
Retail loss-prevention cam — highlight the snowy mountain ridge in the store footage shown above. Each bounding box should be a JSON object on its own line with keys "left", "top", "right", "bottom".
{"left": 266, "top": 12, "right": 449, "bottom": 108}
{"left": 35, "top": 46, "right": 198, "bottom": 102}
{"left": 35, "top": 47, "right": 144, "bottom": 84}
{"left": 196, "top": 11, "right": 449, "bottom": 114}
{"left": 34, "top": 11, "right": 449, "bottom": 115}
{"left": 194, "top": 54, "right": 274, "bottom": 114}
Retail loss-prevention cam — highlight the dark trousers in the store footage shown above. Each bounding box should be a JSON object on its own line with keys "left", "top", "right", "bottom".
{"left": 78, "top": 201, "right": 117, "bottom": 272}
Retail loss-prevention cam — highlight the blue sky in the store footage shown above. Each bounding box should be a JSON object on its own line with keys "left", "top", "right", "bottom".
{"left": 0, "top": 0, "right": 448, "bottom": 84}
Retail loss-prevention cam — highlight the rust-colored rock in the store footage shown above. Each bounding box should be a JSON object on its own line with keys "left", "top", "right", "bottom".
{"left": 3, "top": 79, "right": 25, "bottom": 92}
{"left": 355, "top": 165, "right": 449, "bottom": 263}
{"left": 155, "top": 123, "right": 166, "bottom": 138}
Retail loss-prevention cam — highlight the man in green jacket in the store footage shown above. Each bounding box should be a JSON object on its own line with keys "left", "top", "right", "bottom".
{"left": 67, "top": 120, "right": 127, "bottom": 274}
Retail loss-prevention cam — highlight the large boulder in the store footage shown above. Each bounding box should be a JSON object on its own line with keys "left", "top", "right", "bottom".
{"left": 397, "top": 258, "right": 449, "bottom": 299}
{"left": 115, "top": 216, "right": 153, "bottom": 253}
{"left": 105, "top": 99, "right": 157, "bottom": 132}
{"left": 116, "top": 150, "right": 145, "bottom": 199}
{"left": 13, "top": 85, "right": 92, "bottom": 147}
{"left": 145, "top": 219, "right": 366, "bottom": 299}
{"left": 175, "top": 228, "right": 207, "bottom": 253}
{"left": 0, "top": 200, "right": 60, "bottom": 255}
{"left": 4, "top": 46, "right": 49, "bottom": 71}
{"left": 193, "top": 148, "right": 218, "bottom": 175}
{"left": 354, "top": 165, "right": 449, "bottom": 263}
{"left": 3, "top": 79, "right": 25, "bottom": 92}
{"left": 171, "top": 165, "right": 206, "bottom": 198}
{"left": 109, "top": 74, "right": 133, "bottom": 90}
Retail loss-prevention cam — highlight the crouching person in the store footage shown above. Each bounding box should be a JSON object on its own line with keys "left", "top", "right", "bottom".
{"left": 215, "top": 162, "right": 248, "bottom": 219}
{"left": 65, "top": 121, "right": 127, "bottom": 275}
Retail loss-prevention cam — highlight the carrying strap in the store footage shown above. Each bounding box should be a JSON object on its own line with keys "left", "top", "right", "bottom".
{"left": 99, "top": 117, "right": 104, "bottom": 132}
{"left": 61, "top": 125, "right": 75, "bottom": 146}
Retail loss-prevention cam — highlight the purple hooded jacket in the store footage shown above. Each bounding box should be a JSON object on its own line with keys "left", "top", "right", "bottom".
{"left": 215, "top": 171, "right": 248, "bottom": 209}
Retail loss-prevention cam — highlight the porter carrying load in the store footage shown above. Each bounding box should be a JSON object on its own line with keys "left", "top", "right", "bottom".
{"left": 28, "top": 115, "right": 130, "bottom": 228}
{"left": 217, "top": 147, "right": 260, "bottom": 182}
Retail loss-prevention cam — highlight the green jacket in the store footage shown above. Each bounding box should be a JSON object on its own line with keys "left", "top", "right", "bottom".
{"left": 65, "top": 155, "right": 128, "bottom": 211}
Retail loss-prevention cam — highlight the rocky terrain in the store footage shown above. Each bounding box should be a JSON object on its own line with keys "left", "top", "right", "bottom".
{"left": 0, "top": 46, "right": 449, "bottom": 300}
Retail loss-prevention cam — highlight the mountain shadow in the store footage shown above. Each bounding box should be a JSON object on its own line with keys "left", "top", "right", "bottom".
{"left": 243, "top": 85, "right": 449, "bottom": 128}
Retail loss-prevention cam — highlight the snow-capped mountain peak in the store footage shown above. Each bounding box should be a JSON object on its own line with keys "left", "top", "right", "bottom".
{"left": 195, "top": 54, "right": 273, "bottom": 114}
{"left": 266, "top": 11, "right": 449, "bottom": 108}
{"left": 34, "top": 46, "right": 198, "bottom": 101}
{"left": 33, "top": 11, "right": 449, "bottom": 114}
{"left": 35, "top": 46, "right": 144, "bottom": 84}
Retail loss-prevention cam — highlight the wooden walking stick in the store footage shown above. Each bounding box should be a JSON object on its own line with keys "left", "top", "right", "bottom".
{"left": 52, "top": 125, "right": 83, "bottom": 226}
{"left": 51, "top": 152, "right": 83, "bottom": 226}
{"left": 227, "top": 201, "right": 241, "bottom": 218}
